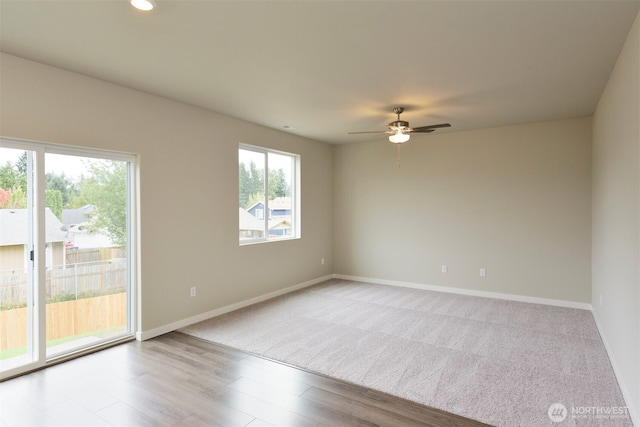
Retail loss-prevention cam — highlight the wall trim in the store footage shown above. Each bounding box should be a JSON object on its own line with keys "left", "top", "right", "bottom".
{"left": 139, "top": 272, "right": 594, "bottom": 341}
{"left": 592, "top": 310, "right": 639, "bottom": 427}
{"left": 332, "top": 274, "right": 593, "bottom": 310}
{"left": 136, "top": 274, "right": 333, "bottom": 341}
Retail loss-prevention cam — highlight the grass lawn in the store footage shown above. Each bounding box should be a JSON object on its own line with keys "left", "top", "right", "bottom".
{"left": 0, "top": 326, "right": 126, "bottom": 361}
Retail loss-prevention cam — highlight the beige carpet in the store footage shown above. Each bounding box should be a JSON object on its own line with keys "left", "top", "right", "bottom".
{"left": 180, "top": 279, "right": 632, "bottom": 427}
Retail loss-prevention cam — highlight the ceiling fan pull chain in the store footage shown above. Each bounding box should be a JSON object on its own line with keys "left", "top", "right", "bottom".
{"left": 397, "top": 144, "right": 401, "bottom": 168}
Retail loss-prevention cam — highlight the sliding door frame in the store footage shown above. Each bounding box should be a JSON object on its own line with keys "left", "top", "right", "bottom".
{"left": 0, "top": 137, "right": 139, "bottom": 380}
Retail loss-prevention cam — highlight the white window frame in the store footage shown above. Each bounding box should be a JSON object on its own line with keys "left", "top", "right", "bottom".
{"left": 239, "top": 143, "right": 300, "bottom": 245}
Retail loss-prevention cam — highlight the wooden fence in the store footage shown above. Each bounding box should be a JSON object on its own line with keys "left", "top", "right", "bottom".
{"left": 0, "top": 259, "right": 126, "bottom": 308}
{"left": 0, "top": 292, "right": 126, "bottom": 351}
{"left": 65, "top": 247, "right": 126, "bottom": 264}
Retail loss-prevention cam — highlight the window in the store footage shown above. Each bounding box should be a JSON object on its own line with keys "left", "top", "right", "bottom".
{"left": 239, "top": 144, "right": 299, "bottom": 244}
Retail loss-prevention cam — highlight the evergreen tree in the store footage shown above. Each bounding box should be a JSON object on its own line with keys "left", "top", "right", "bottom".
{"left": 46, "top": 172, "right": 77, "bottom": 207}
{"left": 45, "top": 189, "right": 63, "bottom": 219}
{"left": 268, "top": 168, "right": 290, "bottom": 199}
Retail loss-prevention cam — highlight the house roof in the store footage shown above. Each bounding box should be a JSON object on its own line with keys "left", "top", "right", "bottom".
{"left": 246, "top": 201, "right": 264, "bottom": 213}
{"left": 0, "top": 208, "right": 67, "bottom": 246}
{"left": 269, "top": 220, "right": 291, "bottom": 231}
{"left": 1, "top": 1, "right": 638, "bottom": 144}
{"left": 239, "top": 208, "right": 290, "bottom": 232}
{"left": 239, "top": 208, "right": 265, "bottom": 232}
{"left": 246, "top": 197, "right": 291, "bottom": 213}
{"left": 62, "top": 204, "right": 94, "bottom": 225}
{"left": 270, "top": 197, "right": 291, "bottom": 210}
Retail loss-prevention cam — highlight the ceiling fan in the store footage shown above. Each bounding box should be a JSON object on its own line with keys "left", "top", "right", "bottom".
{"left": 349, "top": 107, "right": 451, "bottom": 143}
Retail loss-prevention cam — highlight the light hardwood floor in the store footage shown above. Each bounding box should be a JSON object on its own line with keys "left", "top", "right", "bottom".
{"left": 0, "top": 332, "right": 490, "bottom": 427}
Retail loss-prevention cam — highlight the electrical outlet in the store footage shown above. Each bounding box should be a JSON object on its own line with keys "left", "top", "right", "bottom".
{"left": 480, "top": 268, "right": 486, "bottom": 277}
{"left": 441, "top": 265, "right": 448, "bottom": 273}
{"left": 190, "top": 286, "right": 196, "bottom": 297}
{"left": 599, "top": 294, "right": 603, "bottom": 306}
{"left": 321, "top": 258, "right": 325, "bottom": 265}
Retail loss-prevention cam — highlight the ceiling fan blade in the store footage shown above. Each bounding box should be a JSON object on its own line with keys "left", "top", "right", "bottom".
{"left": 410, "top": 123, "right": 452, "bottom": 133}
{"left": 348, "top": 130, "right": 390, "bottom": 134}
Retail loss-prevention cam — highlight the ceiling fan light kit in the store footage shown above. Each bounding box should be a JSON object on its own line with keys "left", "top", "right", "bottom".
{"left": 389, "top": 132, "right": 410, "bottom": 143}
{"left": 131, "top": 0, "right": 156, "bottom": 11}
{"left": 349, "top": 107, "right": 452, "bottom": 165}
{"left": 349, "top": 107, "right": 451, "bottom": 144}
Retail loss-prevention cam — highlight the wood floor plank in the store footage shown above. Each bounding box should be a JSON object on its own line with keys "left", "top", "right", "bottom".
{"left": 130, "top": 372, "right": 257, "bottom": 427}
{"left": 302, "top": 385, "right": 485, "bottom": 427}
{"left": 203, "top": 385, "right": 319, "bottom": 427}
{"left": 95, "top": 401, "right": 162, "bottom": 427}
{"left": 228, "top": 376, "right": 379, "bottom": 427}
{"left": 0, "top": 332, "right": 491, "bottom": 427}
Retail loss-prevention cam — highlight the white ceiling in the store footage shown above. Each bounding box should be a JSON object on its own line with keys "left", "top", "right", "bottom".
{"left": 1, "top": 0, "right": 639, "bottom": 145}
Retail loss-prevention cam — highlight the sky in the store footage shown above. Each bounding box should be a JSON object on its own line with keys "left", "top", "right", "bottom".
{"left": 238, "top": 148, "right": 294, "bottom": 181}
{"left": 0, "top": 147, "right": 89, "bottom": 181}
{"left": 1, "top": 146, "right": 292, "bottom": 182}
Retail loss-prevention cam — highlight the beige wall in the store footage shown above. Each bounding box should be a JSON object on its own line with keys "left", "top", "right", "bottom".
{"left": 592, "top": 11, "right": 640, "bottom": 423}
{"left": 0, "top": 53, "right": 334, "bottom": 333}
{"left": 334, "top": 118, "right": 592, "bottom": 303}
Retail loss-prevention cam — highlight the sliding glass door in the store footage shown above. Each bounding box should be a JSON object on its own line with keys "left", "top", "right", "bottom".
{"left": 0, "top": 139, "right": 136, "bottom": 378}
{"left": 0, "top": 147, "right": 36, "bottom": 373}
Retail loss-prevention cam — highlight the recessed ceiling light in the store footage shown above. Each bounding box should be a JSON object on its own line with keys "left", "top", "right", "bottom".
{"left": 131, "top": 0, "right": 155, "bottom": 11}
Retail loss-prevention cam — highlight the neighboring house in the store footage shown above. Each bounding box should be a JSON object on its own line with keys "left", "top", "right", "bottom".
{"left": 246, "top": 201, "right": 267, "bottom": 220}
{"left": 61, "top": 204, "right": 94, "bottom": 227}
{"left": 269, "top": 197, "right": 291, "bottom": 216}
{"left": 246, "top": 197, "right": 292, "bottom": 237}
{"left": 62, "top": 205, "right": 114, "bottom": 249}
{"left": 239, "top": 208, "right": 265, "bottom": 239}
{"left": 269, "top": 197, "right": 292, "bottom": 237}
{"left": 239, "top": 208, "right": 291, "bottom": 240}
{"left": 247, "top": 197, "right": 291, "bottom": 217}
{"left": 268, "top": 218, "right": 291, "bottom": 237}
{"left": 0, "top": 208, "right": 66, "bottom": 272}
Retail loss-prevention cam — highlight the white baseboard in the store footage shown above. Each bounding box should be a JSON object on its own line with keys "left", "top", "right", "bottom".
{"left": 137, "top": 273, "right": 592, "bottom": 341}
{"left": 332, "top": 274, "right": 593, "bottom": 310}
{"left": 136, "top": 274, "right": 333, "bottom": 341}
{"left": 592, "top": 311, "right": 639, "bottom": 427}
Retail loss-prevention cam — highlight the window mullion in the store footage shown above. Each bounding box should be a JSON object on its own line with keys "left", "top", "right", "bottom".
{"left": 263, "top": 152, "right": 269, "bottom": 239}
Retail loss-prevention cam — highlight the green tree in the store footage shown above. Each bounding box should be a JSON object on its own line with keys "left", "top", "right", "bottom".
{"left": 16, "top": 152, "right": 27, "bottom": 175}
{"left": 268, "top": 168, "right": 290, "bottom": 199}
{"left": 239, "top": 162, "right": 251, "bottom": 208}
{"left": 77, "top": 160, "right": 127, "bottom": 247}
{"left": 46, "top": 172, "right": 77, "bottom": 207}
{"left": 239, "top": 161, "right": 290, "bottom": 208}
{"left": 0, "top": 187, "right": 27, "bottom": 209}
{"left": 239, "top": 160, "right": 265, "bottom": 209}
{"left": 248, "top": 161, "right": 264, "bottom": 197}
{"left": 45, "top": 189, "right": 63, "bottom": 219}
{"left": 0, "top": 156, "right": 27, "bottom": 208}
{"left": 15, "top": 152, "right": 27, "bottom": 192}
{"left": 0, "top": 161, "right": 21, "bottom": 192}
{"left": 245, "top": 192, "right": 265, "bottom": 210}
